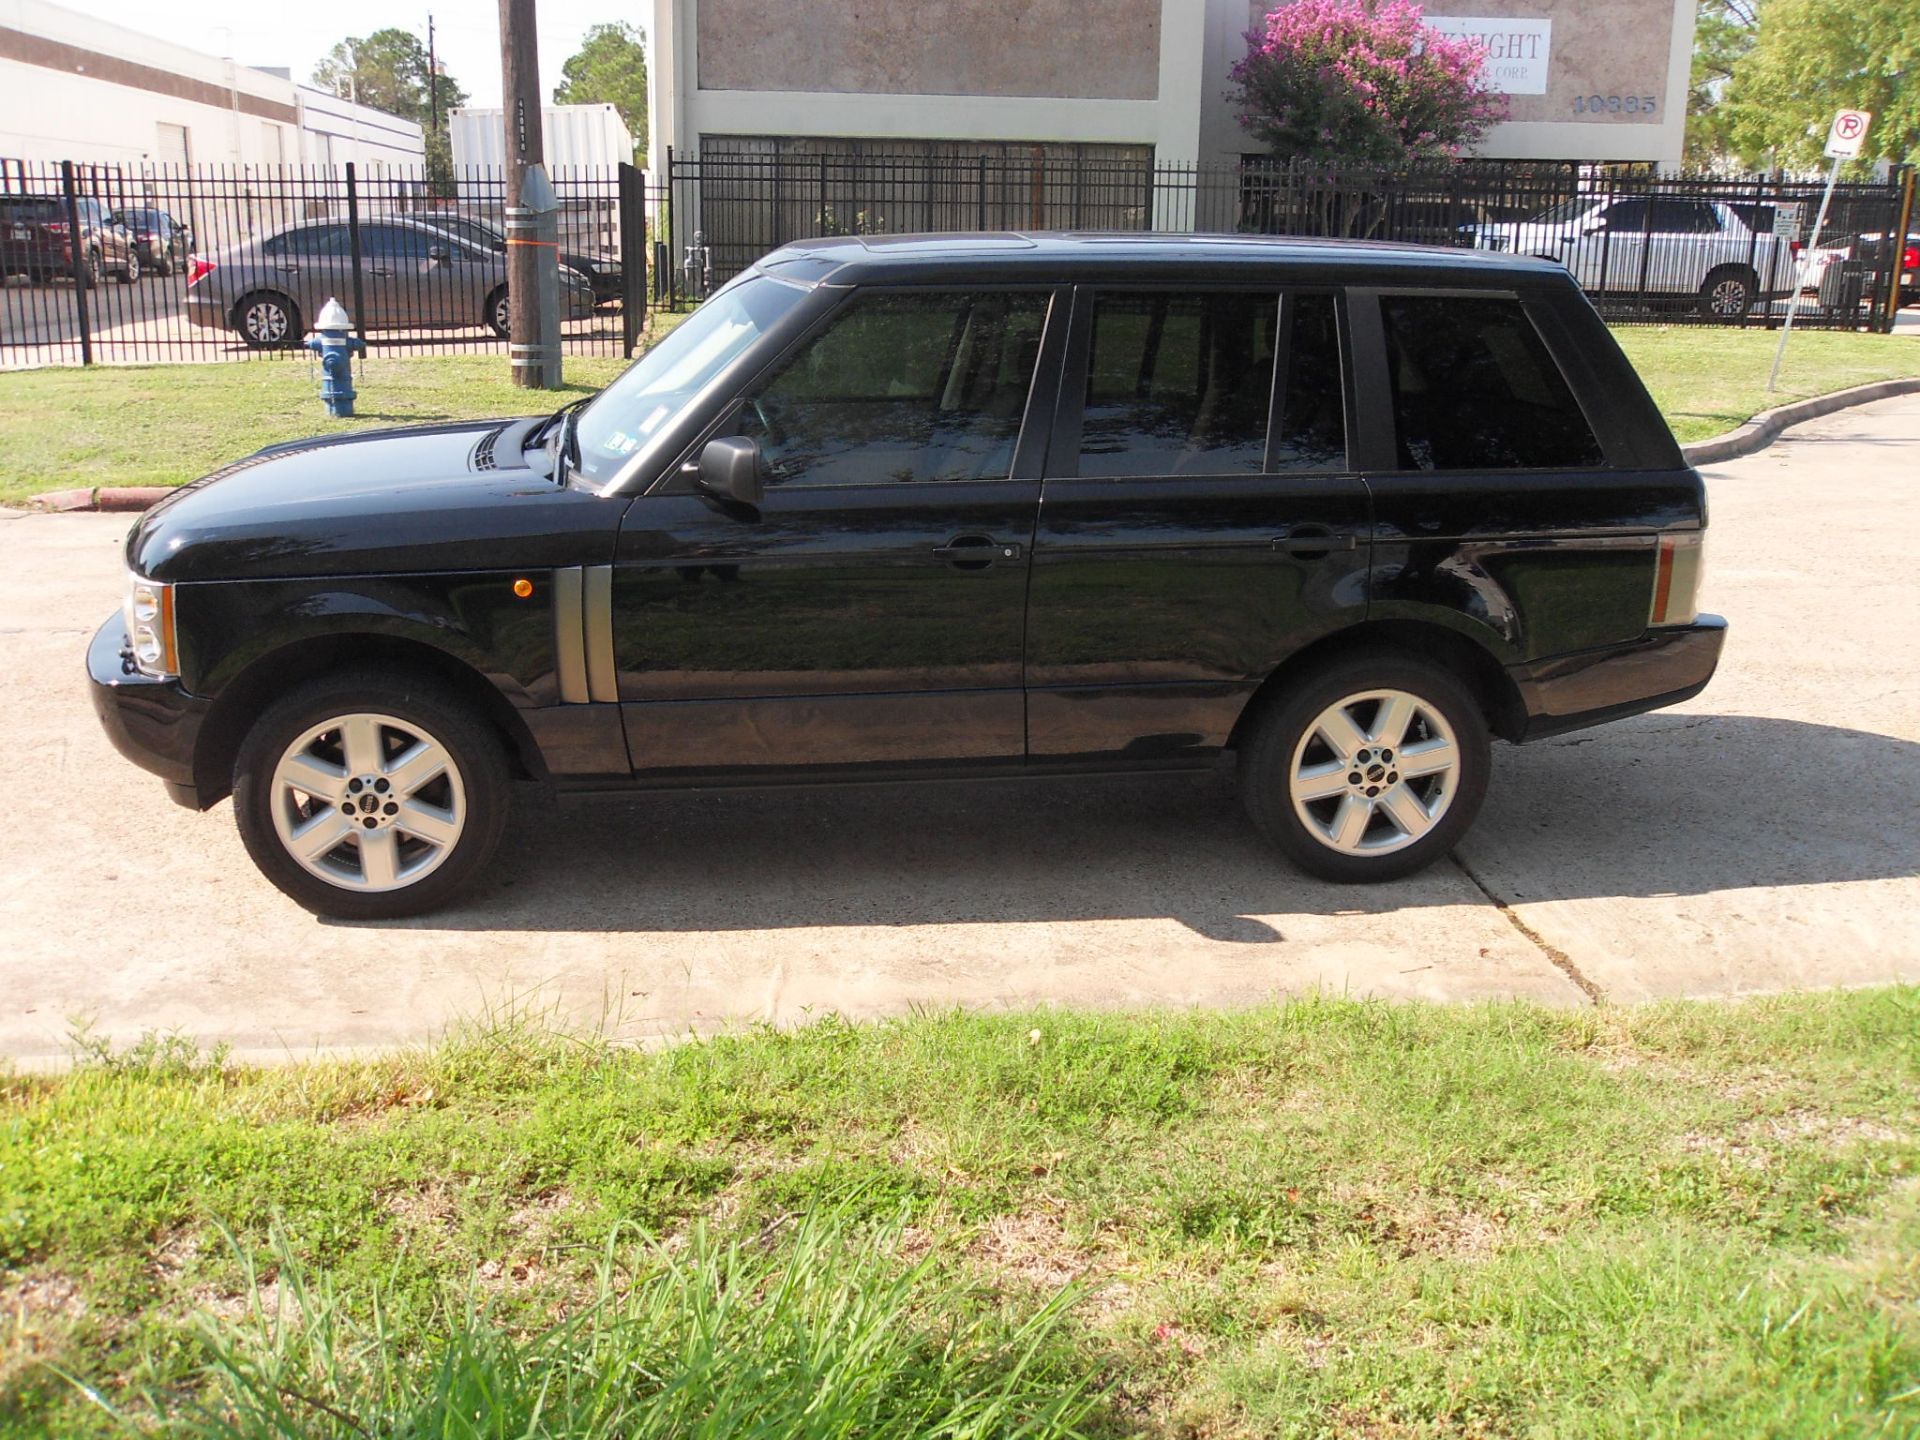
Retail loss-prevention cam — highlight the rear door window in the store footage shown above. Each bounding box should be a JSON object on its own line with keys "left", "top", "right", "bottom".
{"left": 1271, "top": 293, "right": 1347, "bottom": 473}
{"left": 1378, "top": 294, "right": 1603, "bottom": 471}
{"left": 1078, "top": 291, "right": 1277, "bottom": 476}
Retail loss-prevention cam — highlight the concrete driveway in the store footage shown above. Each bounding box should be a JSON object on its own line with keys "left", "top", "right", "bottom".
{"left": 2, "top": 396, "right": 1916, "bottom": 1063}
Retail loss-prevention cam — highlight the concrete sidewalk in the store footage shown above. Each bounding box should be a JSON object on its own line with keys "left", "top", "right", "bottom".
{"left": 2, "top": 396, "right": 1916, "bottom": 1064}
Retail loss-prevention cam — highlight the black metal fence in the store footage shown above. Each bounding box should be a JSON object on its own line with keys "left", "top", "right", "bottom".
{"left": 656, "top": 150, "right": 1916, "bottom": 332}
{"left": 1, "top": 158, "right": 648, "bottom": 368}
{"left": 5, "top": 150, "right": 1913, "bottom": 367}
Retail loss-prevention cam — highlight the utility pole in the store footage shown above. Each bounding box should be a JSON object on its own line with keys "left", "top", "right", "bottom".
{"left": 428, "top": 15, "right": 439, "bottom": 136}
{"left": 499, "top": 0, "right": 561, "bottom": 388}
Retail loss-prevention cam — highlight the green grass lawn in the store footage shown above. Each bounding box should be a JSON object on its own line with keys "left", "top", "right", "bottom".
{"left": 0, "top": 353, "right": 633, "bottom": 507}
{"left": 4, "top": 991, "right": 1917, "bottom": 1437}
{"left": 1615, "top": 326, "right": 1920, "bottom": 443}
{"left": 1, "top": 322, "right": 1914, "bottom": 505}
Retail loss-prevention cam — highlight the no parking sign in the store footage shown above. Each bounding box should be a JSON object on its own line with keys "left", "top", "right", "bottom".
{"left": 1824, "top": 110, "right": 1872, "bottom": 158}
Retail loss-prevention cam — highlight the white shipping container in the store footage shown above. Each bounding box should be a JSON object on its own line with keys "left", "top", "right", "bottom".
{"left": 449, "top": 103, "right": 635, "bottom": 172}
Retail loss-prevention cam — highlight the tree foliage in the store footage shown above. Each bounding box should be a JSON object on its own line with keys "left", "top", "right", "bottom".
{"left": 1230, "top": 0, "right": 1506, "bottom": 167}
{"left": 1685, "top": 0, "right": 1759, "bottom": 167}
{"left": 312, "top": 29, "right": 469, "bottom": 184}
{"left": 553, "top": 22, "right": 648, "bottom": 157}
{"left": 1721, "top": 0, "right": 1918, "bottom": 168}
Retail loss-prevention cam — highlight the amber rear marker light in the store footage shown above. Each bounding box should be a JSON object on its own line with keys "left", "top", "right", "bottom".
{"left": 513, "top": 578, "right": 534, "bottom": 598}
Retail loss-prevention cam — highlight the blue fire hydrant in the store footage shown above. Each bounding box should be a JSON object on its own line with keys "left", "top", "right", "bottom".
{"left": 305, "top": 297, "right": 366, "bottom": 417}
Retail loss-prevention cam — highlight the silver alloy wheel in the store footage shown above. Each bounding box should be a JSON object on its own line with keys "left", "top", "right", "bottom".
{"left": 1287, "top": 688, "right": 1460, "bottom": 857}
{"left": 1710, "top": 276, "right": 1749, "bottom": 316}
{"left": 491, "top": 291, "right": 511, "bottom": 334}
{"left": 244, "top": 299, "right": 289, "bottom": 344}
{"left": 269, "top": 712, "right": 467, "bottom": 892}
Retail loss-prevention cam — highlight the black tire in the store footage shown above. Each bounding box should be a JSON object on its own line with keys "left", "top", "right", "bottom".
{"left": 120, "top": 248, "right": 141, "bottom": 284}
{"left": 485, "top": 285, "right": 511, "bottom": 338}
{"left": 231, "top": 670, "right": 510, "bottom": 920}
{"left": 154, "top": 248, "right": 174, "bottom": 278}
{"left": 1239, "top": 652, "right": 1491, "bottom": 884}
{"left": 233, "top": 291, "right": 301, "bottom": 349}
{"left": 1699, "top": 266, "right": 1757, "bottom": 322}
{"left": 79, "top": 248, "right": 102, "bottom": 289}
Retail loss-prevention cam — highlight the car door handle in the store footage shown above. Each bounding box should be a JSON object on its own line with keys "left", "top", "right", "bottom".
{"left": 932, "top": 535, "right": 1022, "bottom": 566}
{"left": 1272, "top": 527, "right": 1357, "bottom": 557}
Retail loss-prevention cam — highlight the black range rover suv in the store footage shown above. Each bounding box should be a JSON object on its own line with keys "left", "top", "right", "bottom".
{"left": 89, "top": 233, "right": 1725, "bottom": 919}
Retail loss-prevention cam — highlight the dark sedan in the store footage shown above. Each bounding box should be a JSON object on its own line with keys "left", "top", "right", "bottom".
{"left": 414, "top": 211, "right": 624, "bottom": 306}
{"left": 112, "top": 207, "right": 192, "bottom": 276}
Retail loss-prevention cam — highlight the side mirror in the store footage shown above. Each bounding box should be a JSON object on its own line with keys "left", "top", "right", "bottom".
{"left": 695, "top": 436, "right": 765, "bottom": 505}
{"left": 427, "top": 244, "right": 452, "bottom": 264}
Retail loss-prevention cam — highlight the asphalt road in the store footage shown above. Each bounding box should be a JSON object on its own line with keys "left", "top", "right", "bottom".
{"left": 2, "top": 397, "right": 1916, "bottom": 1064}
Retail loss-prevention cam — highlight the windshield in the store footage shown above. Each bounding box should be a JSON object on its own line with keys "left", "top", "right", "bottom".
{"left": 573, "top": 272, "right": 811, "bottom": 487}
{"left": 1526, "top": 197, "right": 1601, "bottom": 227}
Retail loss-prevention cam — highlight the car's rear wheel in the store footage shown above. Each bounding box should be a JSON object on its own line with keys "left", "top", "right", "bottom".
{"left": 79, "top": 247, "right": 102, "bottom": 289}
{"left": 120, "top": 248, "right": 141, "bottom": 283}
{"left": 154, "top": 248, "right": 174, "bottom": 278}
{"left": 1240, "top": 654, "right": 1490, "bottom": 883}
{"left": 485, "top": 285, "right": 511, "bottom": 338}
{"left": 234, "top": 291, "right": 300, "bottom": 349}
{"left": 232, "top": 672, "right": 509, "bottom": 919}
{"left": 1699, "top": 266, "right": 1757, "bottom": 321}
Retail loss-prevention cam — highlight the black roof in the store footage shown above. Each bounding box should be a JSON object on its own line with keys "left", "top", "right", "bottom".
{"left": 756, "top": 230, "right": 1567, "bottom": 288}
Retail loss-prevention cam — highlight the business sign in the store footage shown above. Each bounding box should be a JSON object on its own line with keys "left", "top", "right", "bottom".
{"left": 1423, "top": 17, "right": 1552, "bottom": 95}
{"left": 1824, "top": 110, "right": 1871, "bottom": 159}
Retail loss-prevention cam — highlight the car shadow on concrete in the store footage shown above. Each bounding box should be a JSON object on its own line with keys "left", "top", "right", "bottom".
{"left": 376, "top": 712, "right": 1919, "bottom": 937}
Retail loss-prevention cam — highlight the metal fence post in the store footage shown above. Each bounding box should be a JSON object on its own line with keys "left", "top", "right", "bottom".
{"left": 59, "top": 160, "right": 93, "bottom": 365}
{"left": 344, "top": 162, "right": 366, "bottom": 346}
{"left": 619, "top": 162, "right": 648, "bottom": 356}
{"left": 1876, "top": 165, "right": 1914, "bottom": 334}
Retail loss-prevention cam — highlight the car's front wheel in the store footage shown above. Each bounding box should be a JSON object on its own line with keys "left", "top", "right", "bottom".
{"left": 232, "top": 672, "right": 509, "bottom": 919}
{"left": 1240, "top": 654, "right": 1490, "bottom": 883}
{"left": 485, "top": 286, "right": 511, "bottom": 338}
{"left": 120, "top": 248, "right": 141, "bottom": 283}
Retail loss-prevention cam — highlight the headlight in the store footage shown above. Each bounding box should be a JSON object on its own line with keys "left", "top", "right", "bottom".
{"left": 122, "top": 572, "right": 178, "bottom": 677}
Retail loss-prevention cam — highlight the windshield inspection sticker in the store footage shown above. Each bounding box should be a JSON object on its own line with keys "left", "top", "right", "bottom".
{"left": 600, "top": 430, "right": 640, "bottom": 455}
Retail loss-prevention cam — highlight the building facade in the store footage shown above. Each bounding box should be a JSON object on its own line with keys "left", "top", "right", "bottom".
{"left": 0, "top": 0, "right": 424, "bottom": 170}
{"left": 649, "top": 0, "right": 1695, "bottom": 174}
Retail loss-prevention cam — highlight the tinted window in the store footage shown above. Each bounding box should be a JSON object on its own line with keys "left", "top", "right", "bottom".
{"left": 1079, "top": 291, "right": 1276, "bottom": 476}
{"left": 1648, "top": 199, "right": 1720, "bottom": 234}
{"left": 361, "top": 224, "right": 437, "bottom": 259}
{"left": 1380, "top": 295, "right": 1603, "bottom": 471}
{"left": 264, "top": 225, "right": 346, "bottom": 258}
{"left": 733, "top": 290, "right": 1049, "bottom": 487}
{"left": 1271, "top": 293, "right": 1346, "bottom": 472}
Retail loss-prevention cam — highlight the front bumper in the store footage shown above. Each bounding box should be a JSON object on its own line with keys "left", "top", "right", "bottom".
{"left": 1509, "top": 615, "right": 1727, "bottom": 742}
{"left": 87, "top": 615, "right": 211, "bottom": 808}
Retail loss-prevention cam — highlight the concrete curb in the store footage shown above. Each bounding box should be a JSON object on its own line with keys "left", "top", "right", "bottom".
{"left": 27, "top": 485, "right": 172, "bottom": 513}
{"left": 1681, "top": 377, "right": 1920, "bottom": 466}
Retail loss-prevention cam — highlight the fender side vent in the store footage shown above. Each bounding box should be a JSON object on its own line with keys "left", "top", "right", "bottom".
{"left": 472, "top": 427, "right": 502, "bottom": 471}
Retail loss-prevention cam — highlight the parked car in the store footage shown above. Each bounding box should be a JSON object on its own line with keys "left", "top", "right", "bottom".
{"left": 183, "top": 216, "right": 595, "bottom": 347}
{"left": 1853, "top": 230, "right": 1918, "bottom": 308}
{"left": 0, "top": 194, "right": 142, "bottom": 286}
{"left": 111, "top": 206, "right": 191, "bottom": 276}
{"left": 91, "top": 232, "right": 1725, "bottom": 918}
{"left": 413, "top": 211, "right": 624, "bottom": 306}
{"left": 1471, "top": 194, "right": 1824, "bottom": 320}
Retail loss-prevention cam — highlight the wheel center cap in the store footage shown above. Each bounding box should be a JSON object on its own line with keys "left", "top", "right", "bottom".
{"left": 344, "top": 774, "right": 397, "bottom": 829}
{"left": 1367, "top": 764, "right": 1387, "bottom": 782}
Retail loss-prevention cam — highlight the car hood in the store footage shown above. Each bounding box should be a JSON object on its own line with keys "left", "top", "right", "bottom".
{"left": 128, "top": 419, "right": 622, "bottom": 583}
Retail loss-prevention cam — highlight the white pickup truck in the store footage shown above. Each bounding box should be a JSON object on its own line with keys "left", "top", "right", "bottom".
{"left": 1471, "top": 196, "right": 1838, "bottom": 322}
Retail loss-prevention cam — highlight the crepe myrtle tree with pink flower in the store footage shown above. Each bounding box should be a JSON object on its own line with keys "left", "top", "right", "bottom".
{"left": 1231, "top": 0, "right": 1507, "bottom": 166}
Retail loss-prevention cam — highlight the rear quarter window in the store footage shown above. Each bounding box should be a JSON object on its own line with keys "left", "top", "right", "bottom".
{"left": 1379, "top": 294, "right": 1604, "bottom": 471}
